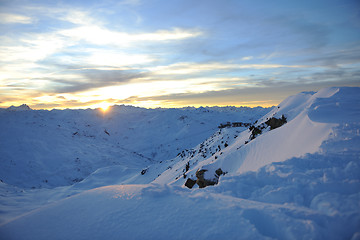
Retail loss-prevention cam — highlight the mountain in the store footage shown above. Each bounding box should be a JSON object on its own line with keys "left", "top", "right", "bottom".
{"left": 6, "top": 104, "right": 31, "bottom": 111}
{"left": 0, "top": 87, "right": 359, "bottom": 239}
{"left": 0, "top": 105, "right": 269, "bottom": 189}
{"left": 153, "top": 87, "right": 344, "bottom": 187}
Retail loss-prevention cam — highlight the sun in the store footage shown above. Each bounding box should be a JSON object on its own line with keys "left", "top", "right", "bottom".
{"left": 99, "top": 102, "right": 111, "bottom": 112}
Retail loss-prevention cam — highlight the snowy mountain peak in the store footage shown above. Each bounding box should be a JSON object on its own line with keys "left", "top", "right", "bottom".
{"left": 7, "top": 104, "right": 31, "bottom": 111}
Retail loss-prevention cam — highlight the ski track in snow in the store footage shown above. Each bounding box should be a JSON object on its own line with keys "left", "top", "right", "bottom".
{"left": 0, "top": 87, "right": 359, "bottom": 239}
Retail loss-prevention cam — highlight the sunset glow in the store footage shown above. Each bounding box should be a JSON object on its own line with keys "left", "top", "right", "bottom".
{"left": 0, "top": 0, "right": 359, "bottom": 110}
{"left": 99, "top": 102, "right": 111, "bottom": 112}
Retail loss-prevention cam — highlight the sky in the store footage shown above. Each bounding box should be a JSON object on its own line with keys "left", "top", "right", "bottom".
{"left": 0, "top": 0, "right": 359, "bottom": 109}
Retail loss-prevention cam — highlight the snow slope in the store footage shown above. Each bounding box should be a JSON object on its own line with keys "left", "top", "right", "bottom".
{"left": 0, "top": 87, "right": 359, "bottom": 239}
{"left": 0, "top": 184, "right": 346, "bottom": 240}
{"left": 0, "top": 105, "right": 269, "bottom": 188}
{"left": 153, "top": 87, "right": 344, "bottom": 186}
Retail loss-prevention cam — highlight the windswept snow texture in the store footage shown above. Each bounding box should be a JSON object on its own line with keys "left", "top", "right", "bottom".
{"left": 1, "top": 87, "right": 360, "bottom": 240}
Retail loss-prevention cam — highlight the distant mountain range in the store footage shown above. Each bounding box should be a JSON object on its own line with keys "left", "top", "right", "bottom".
{"left": 0, "top": 104, "right": 270, "bottom": 188}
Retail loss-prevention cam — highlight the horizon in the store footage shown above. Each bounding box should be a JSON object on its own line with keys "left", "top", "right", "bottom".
{"left": 4, "top": 85, "right": 359, "bottom": 111}
{"left": 1, "top": 0, "right": 360, "bottom": 109}
{"left": 3, "top": 102, "right": 275, "bottom": 111}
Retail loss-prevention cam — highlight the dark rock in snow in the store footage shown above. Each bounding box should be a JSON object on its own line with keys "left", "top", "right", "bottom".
{"left": 196, "top": 169, "right": 215, "bottom": 188}
{"left": 249, "top": 126, "right": 262, "bottom": 140}
{"left": 184, "top": 178, "right": 196, "bottom": 189}
{"left": 215, "top": 168, "right": 223, "bottom": 176}
{"left": 195, "top": 168, "right": 225, "bottom": 188}
{"left": 185, "top": 161, "right": 190, "bottom": 172}
{"left": 265, "top": 115, "right": 287, "bottom": 130}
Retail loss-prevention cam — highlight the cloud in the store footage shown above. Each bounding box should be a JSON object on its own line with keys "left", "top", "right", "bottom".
{"left": 0, "top": 13, "right": 33, "bottom": 24}
{"left": 0, "top": 6, "right": 201, "bottom": 66}
{"left": 48, "top": 69, "right": 148, "bottom": 93}
{"left": 147, "top": 62, "right": 308, "bottom": 76}
{"left": 119, "top": 76, "right": 360, "bottom": 108}
{"left": 0, "top": 34, "right": 65, "bottom": 63}
{"left": 1, "top": 0, "right": 359, "bottom": 110}
{"left": 29, "top": 97, "right": 120, "bottom": 110}
{"left": 241, "top": 56, "right": 253, "bottom": 61}
{"left": 59, "top": 26, "right": 202, "bottom": 47}
{"left": 58, "top": 10, "right": 96, "bottom": 25}
{"left": 84, "top": 51, "right": 155, "bottom": 68}
{"left": 0, "top": 6, "right": 203, "bottom": 98}
{"left": 306, "top": 45, "right": 360, "bottom": 67}
{"left": 144, "top": 1, "right": 330, "bottom": 62}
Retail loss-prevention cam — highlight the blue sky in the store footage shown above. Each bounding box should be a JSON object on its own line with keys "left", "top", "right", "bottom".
{"left": 0, "top": 0, "right": 359, "bottom": 109}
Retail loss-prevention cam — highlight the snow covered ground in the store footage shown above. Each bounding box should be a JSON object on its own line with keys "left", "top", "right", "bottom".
{"left": 0, "top": 105, "right": 268, "bottom": 189}
{"left": 0, "top": 87, "right": 359, "bottom": 239}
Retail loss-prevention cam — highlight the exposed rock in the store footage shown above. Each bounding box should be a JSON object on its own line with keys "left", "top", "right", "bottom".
{"left": 218, "top": 122, "right": 231, "bottom": 128}
{"left": 265, "top": 115, "right": 287, "bottom": 130}
{"left": 215, "top": 168, "right": 223, "bottom": 176}
{"left": 195, "top": 168, "right": 225, "bottom": 188}
{"left": 249, "top": 125, "right": 262, "bottom": 140}
{"left": 185, "top": 161, "right": 190, "bottom": 172}
{"left": 184, "top": 178, "right": 196, "bottom": 189}
{"left": 141, "top": 168, "right": 148, "bottom": 175}
{"left": 196, "top": 169, "right": 214, "bottom": 188}
{"left": 248, "top": 115, "right": 287, "bottom": 141}
{"left": 219, "top": 122, "right": 251, "bottom": 128}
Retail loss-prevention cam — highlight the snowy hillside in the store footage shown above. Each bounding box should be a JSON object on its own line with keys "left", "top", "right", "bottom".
{"left": 0, "top": 87, "right": 359, "bottom": 240}
{"left": 0, "top": 105, "right": 269, "bottom": 188}
{"left": 155, "top": 87, "right": 343, "bottom": 187}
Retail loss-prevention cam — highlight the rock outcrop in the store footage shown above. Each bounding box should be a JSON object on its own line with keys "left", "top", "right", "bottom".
{"left": 265, "top": 115, "right": 287, "bottom": 130}
{"left": 184, "top": 178, "right": 196, "bottom": 189}
{"left": 192, "top": 168, "right": 225, "bottom": 189}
